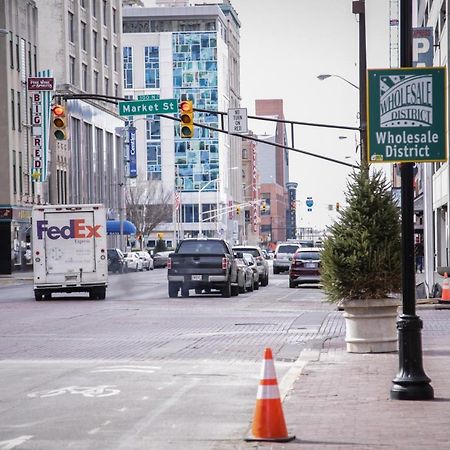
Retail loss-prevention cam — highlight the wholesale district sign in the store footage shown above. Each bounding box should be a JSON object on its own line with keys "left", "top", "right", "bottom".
{"left": 367, "top": 67, "right": 447, "bottom": 163}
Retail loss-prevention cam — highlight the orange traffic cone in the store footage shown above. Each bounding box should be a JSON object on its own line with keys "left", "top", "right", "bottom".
{"left": 439, "top": 272, "right": 450, "bottom": 303}
{"left": 245, "top": 348, "right": 295, "bottom": 442}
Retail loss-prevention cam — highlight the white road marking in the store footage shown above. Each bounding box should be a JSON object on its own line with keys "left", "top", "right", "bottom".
{"left": 0, "top": 436, "right": 34, "bottom": 449}
{"left": 28, "top": 385, "right": 120, "bottom": 398}
{"left": 90, "top": 365, "right": 161, "bottom": 374}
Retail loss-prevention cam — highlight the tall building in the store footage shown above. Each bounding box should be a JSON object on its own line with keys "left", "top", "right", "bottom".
{"left": 255, "top": 99, "right": 289, "bottom": 244}
{"left": 0, "top": 0, "right": 39, "bottom": 274}
{"left": 122, "top": 0, "right": 242, "bottom": 246}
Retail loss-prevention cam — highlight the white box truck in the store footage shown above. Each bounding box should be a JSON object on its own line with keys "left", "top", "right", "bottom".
{"left": 32, "top": 204, "right": 108, "bottom": 301}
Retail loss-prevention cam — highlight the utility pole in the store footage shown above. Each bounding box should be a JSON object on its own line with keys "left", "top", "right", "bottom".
{"left": 352, "top": 0, "right": 367, "bottom": 165}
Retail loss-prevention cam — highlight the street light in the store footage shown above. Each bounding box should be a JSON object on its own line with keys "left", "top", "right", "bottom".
{"left": 317, "top": 73, "right": 366, "bottom": 164}
{"left": 317, "top": 74, "right": 359, "bottom": 90}
{"left": 198, "top": 167, "right": 238, "bottom": 236}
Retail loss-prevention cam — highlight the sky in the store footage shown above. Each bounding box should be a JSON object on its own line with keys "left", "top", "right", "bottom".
{"left": 229, "top": 0, "right": 391, "bottom": 229}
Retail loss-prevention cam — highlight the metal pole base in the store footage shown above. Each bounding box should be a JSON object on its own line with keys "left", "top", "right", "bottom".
{"left": 390, "top": 314, "right": 434, "bottom": 400}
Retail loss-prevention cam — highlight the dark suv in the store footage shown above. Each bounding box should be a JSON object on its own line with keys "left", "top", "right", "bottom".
{"left": 107, "top": 248, "right": 127, "bottom": 273}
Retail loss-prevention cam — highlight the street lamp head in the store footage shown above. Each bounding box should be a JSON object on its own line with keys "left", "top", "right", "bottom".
{"left": 317, "top": 74, "right": 332, "bottom": 81}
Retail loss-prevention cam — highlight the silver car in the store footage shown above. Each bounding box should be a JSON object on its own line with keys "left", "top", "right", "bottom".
{"left": 273, "top": 243, "right": 301, "bottom": 274}
{"left": 232, "top": 245, "right": 269, "bottom": 286}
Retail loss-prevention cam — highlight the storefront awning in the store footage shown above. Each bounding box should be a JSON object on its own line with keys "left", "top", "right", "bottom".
{"left": 106, "top": 220, "right": 136, "bottom": 235}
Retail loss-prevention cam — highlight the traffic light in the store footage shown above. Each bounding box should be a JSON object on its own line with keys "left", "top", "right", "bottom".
{"left": 236, "top": 206, "right": 241, "bottom": 215}
{"left": 261, "top": 201, "right": 267, "bottom": 212}
{"left": 52, "top": 104, "right": 68, "bottom": 140}
{"left": 336, "top": 202, "right": 340, "bottom": 211}
{"left": 179, "top": 100, "right": 194, "bottom": 138}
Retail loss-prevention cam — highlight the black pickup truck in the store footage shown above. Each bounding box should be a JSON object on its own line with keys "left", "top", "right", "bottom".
{"left": 167, "top": 238, "right": 239, "bottom": 298}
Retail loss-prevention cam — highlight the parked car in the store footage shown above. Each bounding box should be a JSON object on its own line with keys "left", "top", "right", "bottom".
{"left": 273, "top": 242, "right": 302, "bottom": 274}
{"left": 232, "top": 245, "right": 269, "bottom": 286}
{"left": 135, "top": 250, "right": 154, "bottom": 271}
{"left": 107, "top": 248, "right": 127, "bottom": 274}
{"left": 242, "top": 252, "right": 260, "bottom": 291}
{"left": 152, "top": 250, "right": 172, "bottom": 268}
{"left": 235, "top": 254, "right": 254, "bottom": 293}
{"left": 123, "top": 252, "right": 144, "bottom": 272}
{"left": 289, "top": 247, "right": 322, "bottom": 288}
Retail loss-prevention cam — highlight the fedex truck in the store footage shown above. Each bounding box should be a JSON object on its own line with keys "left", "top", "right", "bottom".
{"left": 32, "top": 204, "right": 108, "bottom": 301}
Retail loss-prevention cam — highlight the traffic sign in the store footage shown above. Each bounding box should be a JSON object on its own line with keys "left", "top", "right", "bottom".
{"left": 137, "top": 94, "right": 160, "bottom": 100}
{"left": 367, "top": 67, "right": 447, "bottom": 163}
{"left": 119, "top": 98, "right": 177, "bottom": 116}
{"left": 228, "top": 108, "right": 248, "bottom": 134}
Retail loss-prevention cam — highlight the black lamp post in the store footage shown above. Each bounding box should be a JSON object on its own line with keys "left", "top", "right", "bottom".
{"left": 390, "top": 0, "right": 434, "bottom": 401}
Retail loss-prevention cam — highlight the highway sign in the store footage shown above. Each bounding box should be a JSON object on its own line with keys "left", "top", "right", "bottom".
{"left": 119, "top": 98, "right": 177, "bottom": 116}
{"left": 228, "top": 108, "right": 248, "bottom": 133}
{"left": 367, "top": 67, "right": 447, "bottom": 163}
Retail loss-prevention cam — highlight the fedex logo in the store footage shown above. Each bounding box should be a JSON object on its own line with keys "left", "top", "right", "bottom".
{"left": 36, "top": 219, "right": 102, "bottom": 240}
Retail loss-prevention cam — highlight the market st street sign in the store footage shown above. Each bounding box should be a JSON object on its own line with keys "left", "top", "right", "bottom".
{"left": 367, "top": 67, "right": 447, "bottom": 163}
{"left": 118, "top": 98, "right": 177, "bottom": 116}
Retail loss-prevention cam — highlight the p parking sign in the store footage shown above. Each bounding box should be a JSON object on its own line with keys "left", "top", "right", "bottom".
{"left": 367, "top": 67, "right": 447, "bottom": 163}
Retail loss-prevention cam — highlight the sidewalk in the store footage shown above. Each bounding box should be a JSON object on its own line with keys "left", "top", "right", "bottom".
{"left": 0, "top": 271, "right": 33, "bottom": 286}
{"left": 252, "top": 307, "right": 450, "bottom": 450}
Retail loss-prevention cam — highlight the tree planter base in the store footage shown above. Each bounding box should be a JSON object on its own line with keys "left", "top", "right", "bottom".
{"left": 343, "top": 299, "right": 401, "bottom": 353}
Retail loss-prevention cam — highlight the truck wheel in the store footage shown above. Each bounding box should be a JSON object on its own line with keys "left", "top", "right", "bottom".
{"left": 289, "top": 280, "right": 296, "bottom": 288}
{"left": 168, "top": 282, "right": 179, "bottom": 298}
{"left": 34, "top": 291, "right": 43, "bottom": 301}
{"left": 273, "top": 267, "right": 279, "bottom": 275}
{"left": 222, "top": 281, "right": 231, "bottom": 298}
{"left": 195, "top": 288, "right": 202, "bottom": 295}
{"left": 97, "top": 288, "right": 106, "bottom": 300}
{"left": 181, "top": 286, "right": 189, "bottom": 297}
{"left": 231, "top": 285, "right": 239, "bottom": 296}
{"left": 44, "top": 293, "right": 52, "bottom": 300}
{"left": 239, "top": 283, "right": 245, "bottom": 294}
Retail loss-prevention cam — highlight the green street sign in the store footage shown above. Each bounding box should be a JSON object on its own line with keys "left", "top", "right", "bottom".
{"left": 118, "top": 98, "right": 177, "bottom": 116}
{"left": 137, "top": 94, "right": 160, "bottom": 100}
{"left": 367, "top": 67, "right": 447, "bottom": 163}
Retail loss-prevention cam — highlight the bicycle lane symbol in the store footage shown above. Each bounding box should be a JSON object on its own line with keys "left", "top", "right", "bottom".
{"left": 27, "top": 385, "right": 120, "bottom": 399}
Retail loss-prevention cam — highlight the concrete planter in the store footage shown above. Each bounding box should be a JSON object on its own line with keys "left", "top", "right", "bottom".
{"left": 343, "top": 298, "right": 401, "bottom": 353}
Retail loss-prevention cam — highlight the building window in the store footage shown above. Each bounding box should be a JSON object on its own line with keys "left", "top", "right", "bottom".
{"left": 80, "top": 0, "right": 85, "bottom": 8}
{"left": 68, "top": 12, "right": 74, "bottom": 43}
{"left": 15, "top": 35, "right": 19, "bottom": 72}
{"left": 17, "top": 92, "right": 21, "bottom": 132}
{"left": 28, "top": 43, "right": 32, "bottom": 76}
{"left": 81, "top": 21, "right": 87, "bottom": 51}
{"left": 146, "top": 116, "right": 160, "bottom": 140}
{"left": 123, "top": 46, "right": 133, "bottom": 88}
{"left": 33, "top": 46, "right": 37, "bottom": 75}
{"left": 144, "top": 46, "right": 160, "bottom": 88}
{"left": 93, "top": 0, "right": 97, "bottom": 17}
{"left": 9, "top": 32, "right": 14, "bottom": 68}
{"left": 69, "top": 56, "right": 76, "bottom": 84}
{"left": 82, "top": 63, "right": 88, "bottom": 91}
{"left": 104, "top": 77, "right": 109, "bottom": 95}
{"left": 114, "top": 83, "right": 119, "bottom": 97}
{"left": 10, "top": 89, "right": 15, "bottom": 130}
{"left": 103, "top": 38, "right": 108, "bottom": 66}
{"left": 93, "top": 30, "right": 98, "bottom": 58}
{"left": 19, "top": 151, "right": 23, "bottom": 195}
{"left": 112, "top": 7, "right": 117, "bottom": 33}
{"left": 113, "top": 45, "right": 118, "bottom": 71}
{"left": 147, "top": 143, "right": 162, "bottom": 180}
{"left": 103, "top": 0, "right": 107, "bottom": 26}
{"left": 94, "top": 70, "right": 99, "bottom": 94}
{"left": 13, "top": 150, "right": 17, "bottom": 194}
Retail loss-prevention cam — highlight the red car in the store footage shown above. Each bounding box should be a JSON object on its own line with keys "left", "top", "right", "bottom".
{"left": 289, "top": 247, "right": 321, "bottom": 288}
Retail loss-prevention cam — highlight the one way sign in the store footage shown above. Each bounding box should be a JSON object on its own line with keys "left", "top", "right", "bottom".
{"left": 228, "top": 108, "right": 248, "bottom": 134}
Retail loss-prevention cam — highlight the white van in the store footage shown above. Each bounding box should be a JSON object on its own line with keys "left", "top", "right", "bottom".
{"left": 32, "top": 204, "right": 108, "bottom": 301}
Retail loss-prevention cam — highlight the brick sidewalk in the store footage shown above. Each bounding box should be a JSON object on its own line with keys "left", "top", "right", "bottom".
{"left": 251, "top": 308, "right": 450, "bottom": 450}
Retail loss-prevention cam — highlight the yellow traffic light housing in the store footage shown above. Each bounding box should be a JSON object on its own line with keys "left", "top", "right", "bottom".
{"left": 179, "top": 100, "right": 194, "bottom": 138}
{"left": 52, "top": 104, "right": 68, "bottom": 140}
{"left": 236, "top": 206, "right": 241, "bottom": 215}
{"left": 336, "top": 202, "right": 340, "bottom": 211}
{"left": 261, "top": 201, "right": 267, "bottom": 212}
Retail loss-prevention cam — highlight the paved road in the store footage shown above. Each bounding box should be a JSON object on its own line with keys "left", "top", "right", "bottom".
{"left": 0, "top": 269, "right": 344, "bottom": 450}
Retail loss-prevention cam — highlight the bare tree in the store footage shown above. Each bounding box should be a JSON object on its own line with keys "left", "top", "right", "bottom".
{"left": 125, "top": 180, "right": 172, "bottom": 241}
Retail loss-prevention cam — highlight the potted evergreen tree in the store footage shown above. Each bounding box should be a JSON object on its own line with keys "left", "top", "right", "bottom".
{"left": 320, "top": 164, "right": 402, "bottom": 353}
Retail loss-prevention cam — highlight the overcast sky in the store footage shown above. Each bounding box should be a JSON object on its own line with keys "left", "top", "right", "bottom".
{"left": 230, "top": 0, "right": 391, "bottom": 229}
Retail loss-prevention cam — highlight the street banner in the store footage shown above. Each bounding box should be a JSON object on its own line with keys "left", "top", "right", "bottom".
{"left": 367, "top": 67, "right": 447, "bottom": 163}
{"left": 29, "top": 70, "right": 54, "bottom": 182}
{"left": 413, "top": 27, "right": 433, "bottom": 67}
{"left": 128, "top": 127, "right": 137, "bottom": 178}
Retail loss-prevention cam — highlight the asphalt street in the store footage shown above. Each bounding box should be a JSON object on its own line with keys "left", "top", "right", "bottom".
{"left": 0, "top": 267, "right": 343, "bottom": 449}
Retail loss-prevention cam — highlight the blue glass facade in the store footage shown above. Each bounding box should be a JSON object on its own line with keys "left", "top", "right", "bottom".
{"left": 172, "top": 31, "right": 219, "bottom": 192}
